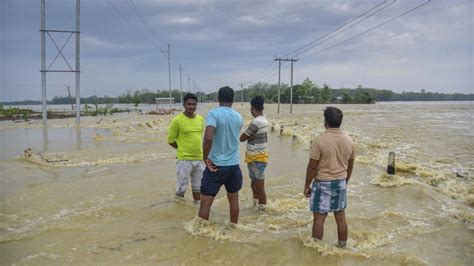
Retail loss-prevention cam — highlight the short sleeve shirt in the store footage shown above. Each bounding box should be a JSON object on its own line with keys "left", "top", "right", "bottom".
{"left": 167, "top": 113, "right": 205, "bottom": 160}
{"left": 206, "top": 106, "right": 243, "bottom": 166}
{"left": 310, "top": 128, "right": 355, "bottom": 181}
{"left": 244, "top": 115, "right": 269, "bottom": 163}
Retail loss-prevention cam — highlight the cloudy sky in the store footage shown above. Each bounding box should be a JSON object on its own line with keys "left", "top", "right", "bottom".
{"left": 1, "top": 0, "right": 472, "bottom": 101}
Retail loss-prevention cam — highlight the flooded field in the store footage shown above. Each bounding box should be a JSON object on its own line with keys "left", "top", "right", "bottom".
{"left": 0, "top": 102, "right": 473, "bottom": 265}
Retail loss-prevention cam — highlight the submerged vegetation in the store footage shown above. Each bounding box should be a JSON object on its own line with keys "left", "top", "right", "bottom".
{"left": 0, "top": 103, "right": 130, "bottom": 121}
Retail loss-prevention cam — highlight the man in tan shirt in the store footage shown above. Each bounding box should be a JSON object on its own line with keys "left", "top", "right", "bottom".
{"left": 304, "top": 107, "right": 355, "bottom": 248}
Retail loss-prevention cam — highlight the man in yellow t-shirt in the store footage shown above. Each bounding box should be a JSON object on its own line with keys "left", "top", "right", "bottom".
{"left": 167, "top": 93, "right": 205, "bottom": 203}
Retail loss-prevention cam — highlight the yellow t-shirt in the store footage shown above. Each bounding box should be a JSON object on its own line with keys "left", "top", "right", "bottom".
{"left": 167, "top": 113, "right": 204, "bottom": 160}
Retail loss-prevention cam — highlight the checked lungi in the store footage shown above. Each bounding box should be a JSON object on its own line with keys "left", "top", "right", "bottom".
{"left": 310, "top": 179, "right": 347, "bottom": 213}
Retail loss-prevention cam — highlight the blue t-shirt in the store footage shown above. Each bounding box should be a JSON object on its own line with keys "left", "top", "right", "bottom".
{"left": 206, "top": 106, "right": 243, "bottom": 166}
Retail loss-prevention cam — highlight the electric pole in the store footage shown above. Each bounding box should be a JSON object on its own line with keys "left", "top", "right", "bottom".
{"left": 274, "top": 57, "right": 297, "bottom": 113}
{"left": 239, "top": 83, "right": 244, "bottom": 106}
{"left": 274, "top": 57, "right": 287, "bottom": 114}
{"left": 289, "top": 58, "right": 298, "bottom": 114}
{"left": 40, "top": 0, "right": 81, "bottom": 125}
{"left": 187, "top": 75, "right": 191, "bottom": 93}
{"left": 75, "top": 0, "right": 80, "bottom": 124}
{"left": 178, "top": 64, "right": 183, "bottom": 105}
{"left": 161, "top": 43, "right": 171, "bottom": 110}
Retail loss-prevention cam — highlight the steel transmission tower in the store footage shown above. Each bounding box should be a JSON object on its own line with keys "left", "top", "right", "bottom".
{"left": 40, "top": 0, "right": 81, "bottom": 125}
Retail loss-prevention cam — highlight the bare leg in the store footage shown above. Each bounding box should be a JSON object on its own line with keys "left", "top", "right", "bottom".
{"left": 227, "top": 192, "right": 239, "bottom": 224}
{"left": 251, "top": 180, "right": 258, "bottom": 202}
{"left": 198, "top": 195, "right": 214, "bottom": 220}
{"left": 334, "top": 210, "right": 348, "bottom": 246}
{"left": 192, "top": 192, "right": 201, "bottom": 201}
{"left": 313, "top": 212, "right": 327, "bottom": 240}
{"left": 255, "top": 180, "right": 267, "bottom": 205}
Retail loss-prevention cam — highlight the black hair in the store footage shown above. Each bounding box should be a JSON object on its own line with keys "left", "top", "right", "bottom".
{"left": 324, "top": 106, "right": 343, "bottom": 128}
{"left": 250, "top": 96, "right": 264, "bottom": 111}
{"left": 218, "top": 86, "right": 234, "bottom": 103}
{"left": 183, "top": 93, "right": 197, "bottom": 104}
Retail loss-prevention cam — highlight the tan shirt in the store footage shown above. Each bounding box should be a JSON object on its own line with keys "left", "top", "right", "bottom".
{"left": 310, "top": 128, "right": 355, "bottom": 181}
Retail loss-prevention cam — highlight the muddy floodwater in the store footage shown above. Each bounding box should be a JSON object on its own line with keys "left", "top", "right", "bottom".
{"left": 0, "top": 102, "right": 473, "bottom": 265}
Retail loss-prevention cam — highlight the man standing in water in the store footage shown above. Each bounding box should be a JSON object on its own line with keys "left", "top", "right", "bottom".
{"left": 167, "top": 93, "right": 205, "bottom": 203}
{"left": 199, "top": 86, "right": 244, "bottom": 224}
{"left": 304, "top": 107, "right": 355, "bottom": 247}
{"left": 240, "top": 96, "right": 269, "bottom": 210}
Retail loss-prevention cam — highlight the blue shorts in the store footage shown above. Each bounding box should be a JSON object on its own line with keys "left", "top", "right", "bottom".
{"left": 247, "top": 162, "right": 267, "bottom": 181}
{"left": 310, "top": 179, "right": 347, "bottom": 213}
{"left": 200, "top": 165, "right": 243, "bottom": 197}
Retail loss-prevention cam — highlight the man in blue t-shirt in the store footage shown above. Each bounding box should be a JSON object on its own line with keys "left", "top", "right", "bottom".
{"left": 198, "top": 86, "right": 244, "bottom": 224}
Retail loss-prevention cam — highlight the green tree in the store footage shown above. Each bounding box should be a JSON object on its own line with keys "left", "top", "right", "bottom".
{"left": 132, "top": 96, "right": 141, "bottom": 107}
{"left": 299, "top": 77, "right": 315, "bottom": 103}
{"left": 321, "top": 84, "right": 332, "bottom": 103}
{"left": 342, "top": 91, "right": 354, "bottom": 103}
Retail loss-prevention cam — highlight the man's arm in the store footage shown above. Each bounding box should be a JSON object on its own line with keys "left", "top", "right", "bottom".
{"left": 239, "top": 132, "right": 253, "bottom": 142}
{"left": 203, "top": 126, "right": 217, "bottom": 172}
{"left": 304, "top": 158, "right": 319, "bottom": 197}
{"left": 240, "top": 122, "right": 258, "bottom": 142}
{"left": 346, "top": 159, "right": 354, "bottom": 183}
{"left": 167, "top": 119, "right": 179, "bottom": 149}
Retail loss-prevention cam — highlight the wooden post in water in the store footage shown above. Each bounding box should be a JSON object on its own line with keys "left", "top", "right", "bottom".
{"left": 387, "top": 152, "right": 396, "bottom": 174}
{"left": 291, "top": 127, "right": 297, "bottom": 143}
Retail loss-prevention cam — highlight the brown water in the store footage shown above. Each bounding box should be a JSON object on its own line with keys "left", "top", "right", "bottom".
{"left": 0, "top": 102, "right": 473, "bottom": 265}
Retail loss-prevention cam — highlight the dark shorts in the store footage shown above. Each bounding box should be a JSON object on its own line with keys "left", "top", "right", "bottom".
{"left": 200, "top": 164, "right": 243, "bottom": 197}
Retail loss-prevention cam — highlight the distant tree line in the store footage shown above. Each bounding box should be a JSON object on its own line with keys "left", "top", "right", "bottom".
{"left": 2, "top": 79, "right": 473, "bottom": 105}
{"left": 237, "top": 80, "right": 473, "bottom": 103}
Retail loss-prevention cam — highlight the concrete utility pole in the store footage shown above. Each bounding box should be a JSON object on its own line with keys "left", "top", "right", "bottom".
{"left": 178, "top": 64, "right": 183, "bottom": 104}
{"left": 289, "top": 58, "right": 298, "bottom": 114}
{"left": 239, "top": 83, "right": 244, "bottom": 106}
{"left": 187, "top": 75, "right": 191, "bottom": 93}
{"left": 274, "top": 57, "right": 297, "bottom": 113}
{"left": 161, "top": 43, "right": 171, "bottom": 109}
{"left": 40, "top": 0, "right": 81, "bottom": 125}
{"left": 274, "top": 57, "right": 287, "bottom": 114}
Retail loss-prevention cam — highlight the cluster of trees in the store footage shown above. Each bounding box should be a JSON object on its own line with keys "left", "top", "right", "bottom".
{"left": 2, "top": 79, "right": 473, "bottom": 106}
{"left": 238, "top": 80, "right": 473, "bottom": 103}
{"left": 239, "top": 79, "right": 377, "bottom": 104}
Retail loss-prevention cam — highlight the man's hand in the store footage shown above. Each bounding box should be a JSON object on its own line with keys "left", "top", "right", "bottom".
{"left": 304, "top": 186, "right": 312, "bottom": 198}
{"left": 205, "top": 159, "right": 218, "bottom": 172}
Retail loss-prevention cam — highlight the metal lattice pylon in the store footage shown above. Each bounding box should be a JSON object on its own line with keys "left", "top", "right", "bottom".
{"left": 40, "top": 0, "right": 80, "bottom": 125}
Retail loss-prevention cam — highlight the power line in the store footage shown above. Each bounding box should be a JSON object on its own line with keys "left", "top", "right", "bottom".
{"left": 256, "top": 1, "right": 430, "bottom": 88}
{"left": 292, "top": 0, "right": 397, "bottom": 58}
{"left": 242, "top": 61, "right": 276, "bottom": 85}
{"left": 124, "top": 0, "right": 168, "bottom": 45}
{"left": 246, "top": 1, "right": 395, "bottom": 86}
{"left": 105, "top": 0, "right": 160, "bottom": 49}
{"left": 299, "top": 0, "right": 431, "bottom": 61}
{"left": 285, "top": 0, "right": 391, "bottom": 57}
